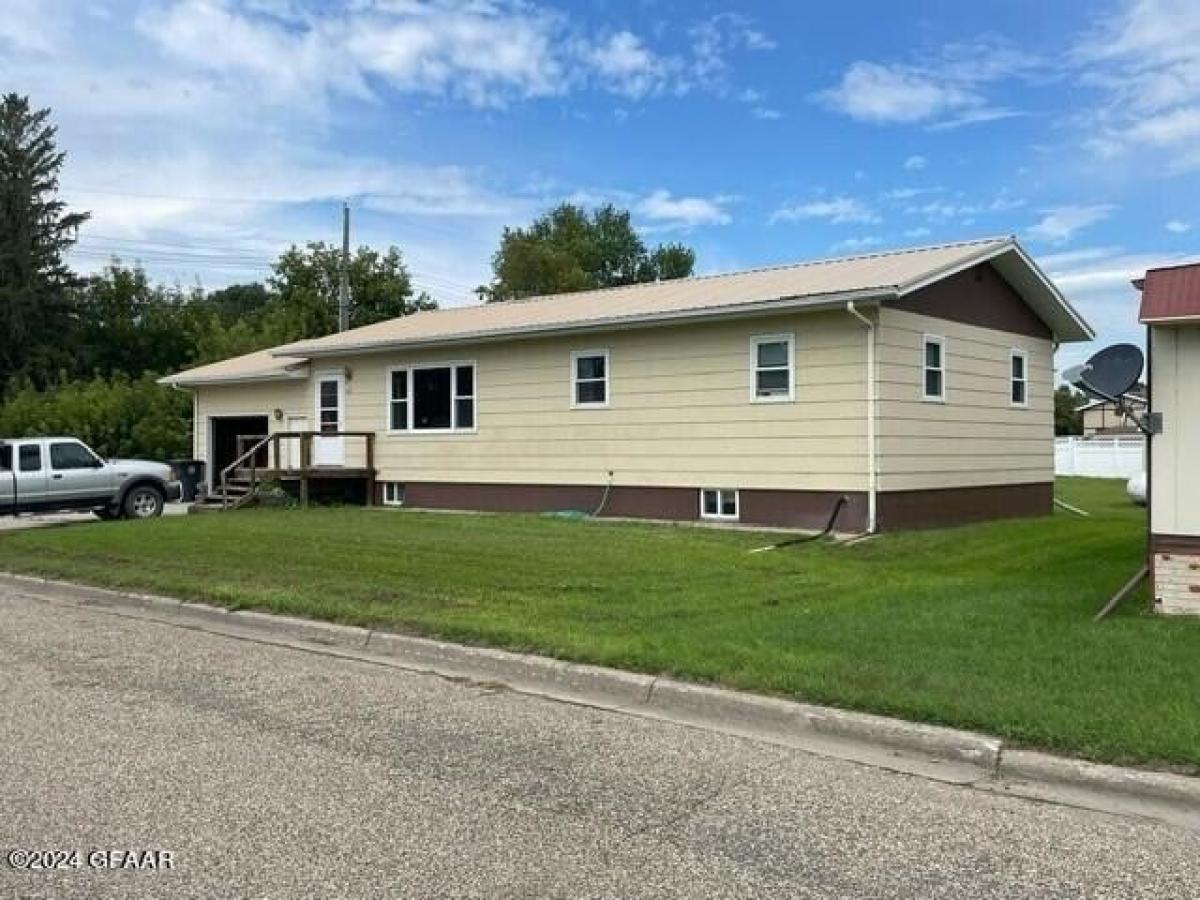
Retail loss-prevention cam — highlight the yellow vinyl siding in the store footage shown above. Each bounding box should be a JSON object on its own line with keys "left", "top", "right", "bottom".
{"left": 876, "top": 307, "right": 1053, "bottom": 491}
{"left": 318, "top": 311, "right": 868, "bottom": 491}
{"left": 193, "top": 379, "right": 311, "bottom": 470}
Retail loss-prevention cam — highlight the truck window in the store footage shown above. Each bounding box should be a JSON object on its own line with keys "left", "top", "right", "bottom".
{"left": 0, "top": 446, "right": 10, "bottom": 471}
{"left": 19, "top": 444, "right": 42, "bottom": 472}
{"left": 50, "top": 442, "right": 101, "bottom": 470}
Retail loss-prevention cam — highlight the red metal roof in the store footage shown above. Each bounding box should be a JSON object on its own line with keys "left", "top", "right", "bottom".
{"left": 1140, "top": 262, "right": 1200, "bottom": 322}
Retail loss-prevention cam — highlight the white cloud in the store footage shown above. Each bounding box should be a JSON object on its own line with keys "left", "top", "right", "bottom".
{"left": 904, "top": 227, "right": 932, "bottom": 239}
{"left": 585, "top": 31, "right": 670, "bottom": 99}
{"left": 1076, "top": 1, "right": 1200, "bottom": 169}
{"left": 1027, "top": 205, "right": 1115, "bottom": 244}
{"left": 816, "top": 38, "right": 1036, "bottom": 128}
{"left": 830, "top": 236, "right": 882, "bottom": 253}
{"left": 637, "top": 190, "right": 732, "bottom": 229}
{"left": 903, "top": 155, "right": 927, "bottom": 171}
{"left": 770, "top": 197, "right": 880, "bottom": 225}
{"left": 1166, "top": 219, "right": 1192, "bottom": 233}
{"left": 752, "top": 107, "right": 782, "bottom": 120}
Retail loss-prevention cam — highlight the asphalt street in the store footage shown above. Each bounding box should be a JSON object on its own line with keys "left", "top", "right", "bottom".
{"left": 2, "top": 587, "right": 1198, "bottom": 899}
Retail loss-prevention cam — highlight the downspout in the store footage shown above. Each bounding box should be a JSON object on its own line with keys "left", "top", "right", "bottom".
{"left": 845, "top": 302, "right": 878, "bottom": 533}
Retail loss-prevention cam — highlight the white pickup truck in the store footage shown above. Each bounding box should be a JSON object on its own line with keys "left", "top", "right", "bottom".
{"left": 0, "top": 437, "right": 182, "bottom": 520}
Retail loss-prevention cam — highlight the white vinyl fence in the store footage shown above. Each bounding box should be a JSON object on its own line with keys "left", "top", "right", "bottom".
{"left": 1055, "top": 436, "right": 1145, "bottom": 478}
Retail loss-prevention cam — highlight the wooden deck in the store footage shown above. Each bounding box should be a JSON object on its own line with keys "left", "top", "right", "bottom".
{"left": 222, "top": 431, "right": 377, "bottom": 509}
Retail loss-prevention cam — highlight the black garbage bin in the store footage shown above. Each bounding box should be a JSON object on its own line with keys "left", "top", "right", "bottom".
{"left": 171, "top": 460, "right": 206, "bottom": 503}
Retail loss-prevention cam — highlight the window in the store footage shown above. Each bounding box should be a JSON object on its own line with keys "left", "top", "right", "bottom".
{"left": 387, "top": 363, "right": 476, "bottom": 432}
{"left": 571, "top": 350, "right": 609, "bottom": 407}
{"left": 318, "top": 378, "right": 340, "bottom": 434}
{"left": 19, "top": 444, "right": 41, "bottom": 472}
{"left": 0, "top": 445, "right": 10, "bottom": 471}
{"left": 381, "top": 482, "right": 405, "bottom": 506}
{"left": 389, "top": 370, "right": 408, "bottom": 431}
{"left": 50, "top": 441, "right": 101, "bottom": 470}
{"left": 922, "top": 335, "right": 946, "bottom": 402}
{"left": 1010, "top": 349, "right": 1028, "bottom": 407}
{"left": 700, "top": 488, "right": 739, "bottom": 521}
{"left": 752, "top": 334, "right": 794, "bottom": 402}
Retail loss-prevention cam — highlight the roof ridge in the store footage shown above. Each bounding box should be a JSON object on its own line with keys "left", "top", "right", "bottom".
{"left": 468, "top": 234, "right": 1014, "bottom": 309}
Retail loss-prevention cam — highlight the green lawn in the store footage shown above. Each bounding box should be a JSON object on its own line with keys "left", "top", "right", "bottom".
{"left": 2, "top": 478, "right": 1197, "bottom": 770}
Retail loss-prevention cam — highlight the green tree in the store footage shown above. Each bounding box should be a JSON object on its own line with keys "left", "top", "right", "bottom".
{"left": 266, "top": 242, "right": 435, "bottom": 341}
{"left": 0, "top": 373, "right": 191, "bottom": 460}
{"left": 0, "top": 94, "right": 89, "bottom": 392}
{"left": 482, "top": 203, "right": 696, "bottom": 302}
{"left": 70, "top": 261, "right": 198, "bottom": 379}
{"left": 1055, "top": 384, "right": 1086, "bottom": 436}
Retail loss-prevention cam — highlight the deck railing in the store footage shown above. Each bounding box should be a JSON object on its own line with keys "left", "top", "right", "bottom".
{"left": 220, "top": 430, "right": 376, "bottom": 509}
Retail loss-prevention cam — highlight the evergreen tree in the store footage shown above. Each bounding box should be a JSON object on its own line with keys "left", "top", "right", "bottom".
{"left": 0, "top": 94, "right": 89, "bottom": 392}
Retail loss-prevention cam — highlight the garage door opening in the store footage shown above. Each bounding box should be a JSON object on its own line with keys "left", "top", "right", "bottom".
{"left": 209, "top": 416, "right": 269, "bottom": 486}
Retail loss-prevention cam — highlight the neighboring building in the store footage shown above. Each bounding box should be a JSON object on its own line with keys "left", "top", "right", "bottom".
{"left": 1080, "top": 384, "right": 1147, "bottom": 436}
{"left": 162, "top": 237, "right": 1092, "bottom": 531}
{"left": 1136, "top": 263, "right": 1200, "bottom": 615}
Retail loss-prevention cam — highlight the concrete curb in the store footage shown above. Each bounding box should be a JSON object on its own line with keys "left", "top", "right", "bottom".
{"left": 5, "top": 572, "right": 1198, "bottom": 824}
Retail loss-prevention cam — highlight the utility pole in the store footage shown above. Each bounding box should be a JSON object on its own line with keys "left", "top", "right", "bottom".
{"left": 338, "top": 201, "right": 350, "bottom": 332}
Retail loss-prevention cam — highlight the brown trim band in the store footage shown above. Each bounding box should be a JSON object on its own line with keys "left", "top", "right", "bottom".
{"left": 389, "top": 481, "right": 1051, "bottom": 531}
{"left": 877, "top": 482, "right": 1052, "bottom": 530}
{"left": 1149, "top": 533, "right": 1200, "bottom": 555}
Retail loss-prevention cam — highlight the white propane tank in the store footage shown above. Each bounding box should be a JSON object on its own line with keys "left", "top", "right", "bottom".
{"left": 1127, "top": 471, "right": 1147, "bottom": 506}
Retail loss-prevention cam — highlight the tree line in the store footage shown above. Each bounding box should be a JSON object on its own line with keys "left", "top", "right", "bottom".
{"left": 0, "top": 94, "right": 696, "bottom": 459}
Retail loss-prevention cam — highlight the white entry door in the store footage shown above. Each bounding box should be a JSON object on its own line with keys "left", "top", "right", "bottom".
{"left": 285, "top": 415, "right": 308, "bottom": 469}
{"left": 313, "top": 373, "right": 345, "bottom": 466}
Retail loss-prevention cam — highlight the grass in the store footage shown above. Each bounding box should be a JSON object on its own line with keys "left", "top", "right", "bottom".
{"left": 1, "top": 477, "right": 1197, "bottom": 770}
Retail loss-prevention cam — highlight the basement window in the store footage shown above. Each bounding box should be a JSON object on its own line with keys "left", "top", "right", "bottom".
{"left": 381, "top": 482, "right": 405, "bottom": 506}
{"left": 1010, "top": 349, "right": 1028, "bottom": 407}
{"left": 752, "top": 334, "right": 794, "bottom": 402}
{"left": 388, "top": 363, "right": 476, "bottom": 433}
{"left": 700, "top": 488, "right": 739, "bottom": 521}
{"left": 922, "top": 335, "right": 945, "bottom": 402}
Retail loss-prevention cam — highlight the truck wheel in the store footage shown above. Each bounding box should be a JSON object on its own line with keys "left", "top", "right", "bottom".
{"left": 124, "top": 485, "right": 165, "bottom": 519}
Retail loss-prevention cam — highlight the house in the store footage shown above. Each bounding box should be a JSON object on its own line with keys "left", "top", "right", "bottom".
{"left": 162, "top": 237, "right": 1093, "bottom": 531}
{"left": 1080, "top": 384, "right": 1147, "bottom": 436}
{"left": 1135, "top": 262, "right": 1200, "bottom": 615}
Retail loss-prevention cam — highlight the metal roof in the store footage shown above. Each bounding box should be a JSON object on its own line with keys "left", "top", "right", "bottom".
{"left": 1139, "top": 262, "right": 1200, "bottom": 323}
{"left": 162, "top": 236, "right": 1092, "bottom": 386}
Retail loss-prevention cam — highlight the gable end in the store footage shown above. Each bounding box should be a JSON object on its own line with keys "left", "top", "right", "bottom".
{"left": 889, "top": 263, "right": 1052, "bottom": 339}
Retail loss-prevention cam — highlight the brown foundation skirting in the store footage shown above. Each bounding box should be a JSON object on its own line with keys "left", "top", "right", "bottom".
{"left": 1149, "top": 533, "right": 1200, "bottom": 554}
{"left": 877, "top": 482, "right": 1052, "bottom": 530}
{"left": 392, "top": 481, "right": 1051, "bottom": 531}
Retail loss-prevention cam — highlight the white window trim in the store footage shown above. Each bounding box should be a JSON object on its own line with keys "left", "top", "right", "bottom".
{"left": 699, "top": 488, "right": 740, "bottom": 521}
{"left": 921, "top": 334, "right": 946, "bottom": 403}
{"left": 571, "top": 348, "right": 611, "bottom": 409}
{"left": 1009, "top": 348, "right": 1029, "bottom": 408}
{"left": 750, "top": 333, "right": 795, "bottom": 403}
{"left": 385, "top": 360, "right": 478, "bottom": 435}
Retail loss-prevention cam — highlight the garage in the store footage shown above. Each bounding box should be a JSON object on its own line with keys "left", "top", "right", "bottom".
{"left": 208, "top": 415, "right": 269, "bottom": 487}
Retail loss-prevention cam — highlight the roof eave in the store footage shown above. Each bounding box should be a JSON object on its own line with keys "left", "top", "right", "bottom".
{"left": 273, "top": 289, "right": 893, "bottom": 360}
{"left": 159, "top": 368, "right": 310, "bottom": 388}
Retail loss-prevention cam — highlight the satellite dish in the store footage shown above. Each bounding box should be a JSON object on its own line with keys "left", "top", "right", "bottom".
{"left": 1077, "top": 343, "right": 1143, "bottom": 401}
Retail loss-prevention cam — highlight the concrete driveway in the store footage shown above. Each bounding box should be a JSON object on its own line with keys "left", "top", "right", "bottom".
{"left": 0, "top": 503, "right": 188, "bottom": 532}
{"left": 3, "top": 585, "right": 1198, "bottom": 899}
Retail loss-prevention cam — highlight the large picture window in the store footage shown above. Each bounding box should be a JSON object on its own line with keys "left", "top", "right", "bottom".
{"left": 388, "top": 363, "right": 476, "bottom": 433}
{"left": 751, "top": 334, "right": 794, "bottom": 402}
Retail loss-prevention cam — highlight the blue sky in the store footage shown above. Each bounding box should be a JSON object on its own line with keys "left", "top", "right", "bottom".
{"left": 3, "top": 0, "right": 1199, "bottom": 370}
